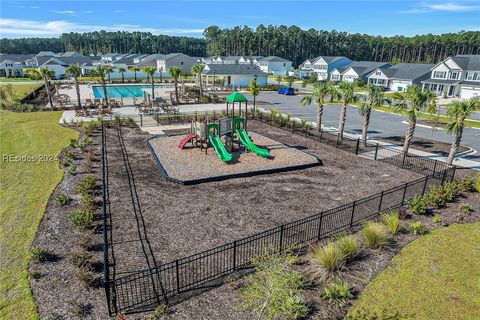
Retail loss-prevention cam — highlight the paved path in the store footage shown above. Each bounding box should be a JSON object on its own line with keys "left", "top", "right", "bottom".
{"left": 247, "top": 91, "right": 480, "bottom": 168}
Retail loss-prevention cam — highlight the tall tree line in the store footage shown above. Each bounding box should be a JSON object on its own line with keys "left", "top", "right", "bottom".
{"left": 203, "top": 25, "right": 480, "bottom": 65}
{"left": 0, "top": 31, "right": 206, "bottom": 56}
{"left": 1, "top": 27, "right": 480, "bottom": 66}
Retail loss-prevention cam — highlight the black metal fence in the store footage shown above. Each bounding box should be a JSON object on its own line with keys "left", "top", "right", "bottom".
{"left": 101, "top": 115, "right": 456, "bottom": 316}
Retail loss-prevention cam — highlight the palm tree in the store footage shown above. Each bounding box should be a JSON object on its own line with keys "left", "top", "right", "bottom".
{"left": 358, "top": 84, "right": 386, "bottom": 145}
{"left": 168, "top": 67, "right": 182, "bottom": 105}
{"left": 118, "top": 67, "right": 126, "bottom": 83}
{"left": 391, "top": 85, "right": 435, "bottom": 153}
{"left": 333, "top": 81, "right": 357, "bottom": 140}
{"left": 300, "top": 81, "right": 330, "bottom": 132}
{"left": 93, "top": 65, "right": 114, "bottom": 106}
{"left": 191, "top": 64, "right": 205, "bottom": 102}
{"left": 28, "top": 67, "right": 55, "bottom": 108}
{"left": 142, "top": 66, "right": 156, "bottom": 100}
{"left": 248, "top": 79, "right": 260, "bottom": 117}
{"left": 128, "top": 66, "right": 140, "bottom": 83}
{"left": 65, "top": 64, "right": 83, "bottom": 111}
{"left": 445, "top": 98, "right": 477, "bottom": 165}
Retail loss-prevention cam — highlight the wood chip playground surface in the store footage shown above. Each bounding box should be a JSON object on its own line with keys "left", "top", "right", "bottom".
{"left": 148, "top": 131, "right": 322, "bottom": 183}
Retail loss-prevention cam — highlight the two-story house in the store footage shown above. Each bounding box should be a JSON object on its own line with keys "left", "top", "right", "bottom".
{"left": 331, "top": 61, "right": 391, "bottom": 83}
{"left": 299, "top": 56, "right": 352, "bottom": 80}
{"left": 256, "top": 56, "right": 293, "bottom": 75}
{"left": 422, "top": 55, "right": 480, "bottom": 99}
{"left": 367, "top": 63, "right": 435, "bottom": 92}
{"left": 155, "top": 53, "right": 196, "bottom": 76}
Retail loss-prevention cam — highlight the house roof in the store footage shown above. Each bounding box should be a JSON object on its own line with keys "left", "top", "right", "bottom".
{"left": 40, "top": 56, "right": 92, "bottom": 67}
{"left": 202, "top": 64, "right": 267, "bottom": 75}
{"left": 61, "top": 51, "right": 81, "bottom": 57}
{"left": 451, "top": 55, "right": 480, "bottom": 70}
{"left": 37, "top": 51, "right": 55, "bottom": 57}
{"left": 258, "top": 56, "right": 291, "bottom": 63}
{"left": 0, "top": 54, "right": 34, "bottom": 63}
{"left": 422, "top": 79, "right": 461, "bottom": 85}
{"left": 368, "top": 63, "right": 435, "bottom": 80}
{"left": 113, "top": 57, "right": 135, "bottom": 65}
{"left": 344, "top": 61, "right": 391, "bottom": 76}
{"left": 312, "top": 56, "right": 349, "bottom": 64}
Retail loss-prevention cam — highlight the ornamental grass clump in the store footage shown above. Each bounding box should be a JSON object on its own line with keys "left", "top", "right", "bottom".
{"left": 335, "top": 235, "right": 359, "bottom": 262}
{"left": 381, "top": 211, "right": 400, "bottom": 235}
{"left": 241, "top": 253, "right": 308, "bottom": 320}
{"left": 362, "top": 222, "right": 390, "bottom": 249}
{"left": 311, "top": 241, "right": 345, "bottom": 272}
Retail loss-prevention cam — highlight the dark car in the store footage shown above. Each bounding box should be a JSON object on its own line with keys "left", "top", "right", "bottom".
{"left": 277, "top": 87, "right": 295, "bottom": 95}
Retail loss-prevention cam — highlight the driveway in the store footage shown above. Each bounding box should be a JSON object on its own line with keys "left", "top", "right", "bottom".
{"left": 244, "top": 91, "right": 480, "bottom": 163}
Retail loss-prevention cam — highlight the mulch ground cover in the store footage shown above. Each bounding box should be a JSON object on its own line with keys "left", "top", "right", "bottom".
{"left": 378, "top": 135, "right": 470, "bottom": 156}
{"left": 153, "top": 180, "right": 480, "bottom": 320}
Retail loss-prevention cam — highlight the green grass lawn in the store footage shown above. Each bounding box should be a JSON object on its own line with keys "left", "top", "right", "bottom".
{"left": 348, "top": 223, "right": 480, "bottom": 320}
{"left": 0, "top": 78, "right": 37, "bottom": 83}
{"left": 0, "top": 110, "right": 77, "bottom": 320}
{"left": 0, "top": 83, "right": 41, "bottom": 99}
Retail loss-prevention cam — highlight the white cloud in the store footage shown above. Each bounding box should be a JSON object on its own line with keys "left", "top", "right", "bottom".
{"left": 53, "top": 10, "right": 77, "bottom": 15}
{"left": 427, "top": 2, "right": 480, "bottom": 12}
{"left": 399, "top": 2, "right": 480, "bottom": 14}
{"left": 0, "top": 18, "right": 204, "bottom": 37}
{"left": 113, "top": 10, "right": 124, "bottom": 13}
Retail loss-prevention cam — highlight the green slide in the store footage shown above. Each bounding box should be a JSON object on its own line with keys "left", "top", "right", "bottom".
{"left": 207, "top": 123, "right": 232, "bottom": 162}
{"left": 236, "top": 128, "right": 270, "bottom": 158}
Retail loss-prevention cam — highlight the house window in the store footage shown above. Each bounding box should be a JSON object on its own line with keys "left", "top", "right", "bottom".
{"left": 465, "top": 72, "right": 479, "bottom": 81}
{"left": 283, "top": 63, "right": 285, "bottom": 67}
{"left": 449, "top": 72, "right": 459, "bottom": 80}
{"left": 375, "top": 71, "right": 381, "bottom": 75}
{"left": 433, "top": 71, "right": 446, "bottom": 79}
{"left": 181, "top": 61, "right": 184, "bottom": 65}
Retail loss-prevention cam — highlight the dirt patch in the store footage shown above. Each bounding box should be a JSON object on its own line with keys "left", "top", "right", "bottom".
{"left": 378, "top": 135, "right": 469, "bottom": 156}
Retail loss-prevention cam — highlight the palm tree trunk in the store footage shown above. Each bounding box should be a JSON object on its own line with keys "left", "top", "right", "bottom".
{"left": 338, "top": 103, "right": 347, "bottom": 140}
{"left": 174, "top": 78, "right": 179, "bottom": 104}
{"left": 316, "top": 104, "right": 323, "bottom": 132}
{"left": 403, "top": 119, "right": 416, "bottom": 153}
{"left": 102, "top": 79, "right": 109, "bottom": 107}
{"left": 44, "top": 77, "right": 54, "bottom": 109}
{"left": 447, "top": 123, "right": 464, "bottom": 165}
{"left": 75, "top": 78, "right": 82, "bottom": 110}
{"left": 122, "top": 73, "right": 125, "bottom": 83}
{"left": 361, "top": 108, "right": 371, "bottom": 146}
{"left": 199, "top": 74, "right": 203, "bottom": 102}
{"left": 134, "top": 71, "right": 137, "bottom": 83}
{"left": 151, "top": 78, "right": 155, "bottom": 100}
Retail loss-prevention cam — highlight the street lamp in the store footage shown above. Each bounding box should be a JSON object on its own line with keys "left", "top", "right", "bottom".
{"left": 253, "top": 74, "right": 258, "bottom": 118}
{"left": 213, "top": 71, "right": 216, "bottom": 91}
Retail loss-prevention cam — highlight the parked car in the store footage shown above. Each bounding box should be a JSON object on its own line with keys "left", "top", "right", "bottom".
{"left": 277, "top": 87, "right": 295, "bottom": 95}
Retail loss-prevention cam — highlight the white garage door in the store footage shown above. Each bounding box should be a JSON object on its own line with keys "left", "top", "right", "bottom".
{"left": 460, "top": 86, "right": 480, "bottom": 99}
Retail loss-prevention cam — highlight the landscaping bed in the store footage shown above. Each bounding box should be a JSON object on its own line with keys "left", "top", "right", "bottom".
{"left": 29, "top": 123, "right": 108, "bottom": 319}
{"left": 153, "top": 175, "right": 479, "bottom": 320}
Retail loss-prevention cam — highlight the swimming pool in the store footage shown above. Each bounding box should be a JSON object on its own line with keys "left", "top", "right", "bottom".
{"left": 92, "top": 85, "right": 166, "bottom": 98}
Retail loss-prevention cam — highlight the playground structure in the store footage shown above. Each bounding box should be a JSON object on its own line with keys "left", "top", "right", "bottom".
{"left": 178, "top": 92, "right": 270, "bottom": 163}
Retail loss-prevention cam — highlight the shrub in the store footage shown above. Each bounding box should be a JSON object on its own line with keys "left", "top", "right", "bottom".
{"left": 409, "top": 195, "right": 428, "bottom": 215}
{"left": 76, "top": 264, "right": 100, "bottom": 288}
{"left": 55, "top": 193, "right": 70, "bottom": 206}
{"left": 148, "top": 304, "right": 169, "bottom": 319}
{"left": 432, "top": 215, "right": 442, "bottom": 224}
{"left": 69, "top": 138, "right": 78, "bottom": 148}
{"left": 454, "top": 212, "right": 464, "bottom": 221}
{"left": 456, "top": 176, "right": 477, "bottom": 192}
{"left": 241, "top": 253, "right": 308, "bottom": 320}
{"left": 84, "top": 137, "right": 93, "bottom": 145}
{"left": 30, "top": 247, "right": 47, "bottom": 263}
{"left": 336, "top": 235, "right": 359, "bottom": 261}
{"left": 363, "top": 222, "right": 390, "bottom": 249}
{"left": 321, "top": 281, "right": 352, "bottom": 306}
{"left": 311, "top": 242, "right": 345, "bottom": 272}
{"left": 28, "top": 270, "right": 41, "bottom": 279}
{"left": 68, "top": 163, "right": 77, "bottom": 175}
{"left": 70, "top": 208, "right": 94, "bottom": 229}
{"left": 77, "top": 176, "right": 98, "bottom": 195}
{"left": 410, "top": 221, "right": 428, "bottom": 235}
{"left": 381, "top": 211, "right": 400, "bottom": 235}
{"left": 459, "top": 203, "right": 472, "bottom": 215}
{"left": 69, "top": 249, "right": 92, "bottom": 268}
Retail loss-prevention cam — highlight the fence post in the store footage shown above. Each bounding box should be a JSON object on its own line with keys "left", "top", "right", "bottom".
{"left": 140, "top": 114, "right": 143, "bottom": 127}
{"left": 374, "top": 143, "right": 379, "bottom": 160}
{"left": 232, "top": 241, "right": 237, "bottom": 271}
{"left": 279, "top": 225, "right": 285, "bottom": 252}
{"left": 450, "top": 166, "right": 456, "bottom": 182}
{"left": 377, "top": 191, "right": 384, "bottom": 214}
{"left": 422, "top": 176, "right": 429, "bottom": 195}
{"left": 317, "top": 213, "right": 324, "bottom": 241}
{"left": 401, "top": 183, "right": 408, "bottom": 205}
{"left": 441, "top": 169, "right": 447, "bottom": 185}
{"left": 433, "top": 160, "right": 438, "bottom": 176}
{"left": 355, "top": 138, "right": 360, "bottom": 155}
{"left": 350, "top": 201, "right": 356, "bottom": 227}
{"left": 175, "top": 260, "right": 181, "bottom": 294}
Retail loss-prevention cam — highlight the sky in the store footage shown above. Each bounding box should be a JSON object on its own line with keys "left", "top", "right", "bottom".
{"left": 1, "top": 0, "right": 480, "bottom": 38}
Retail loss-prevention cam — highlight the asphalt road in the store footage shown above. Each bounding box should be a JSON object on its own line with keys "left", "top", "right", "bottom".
{"left": 245, "top": 92, "right": 480, "bottom": 162}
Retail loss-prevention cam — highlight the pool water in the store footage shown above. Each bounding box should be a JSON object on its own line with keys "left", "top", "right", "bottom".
{"left": 92, "top": 85, "right": 165, "bottom": 98}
